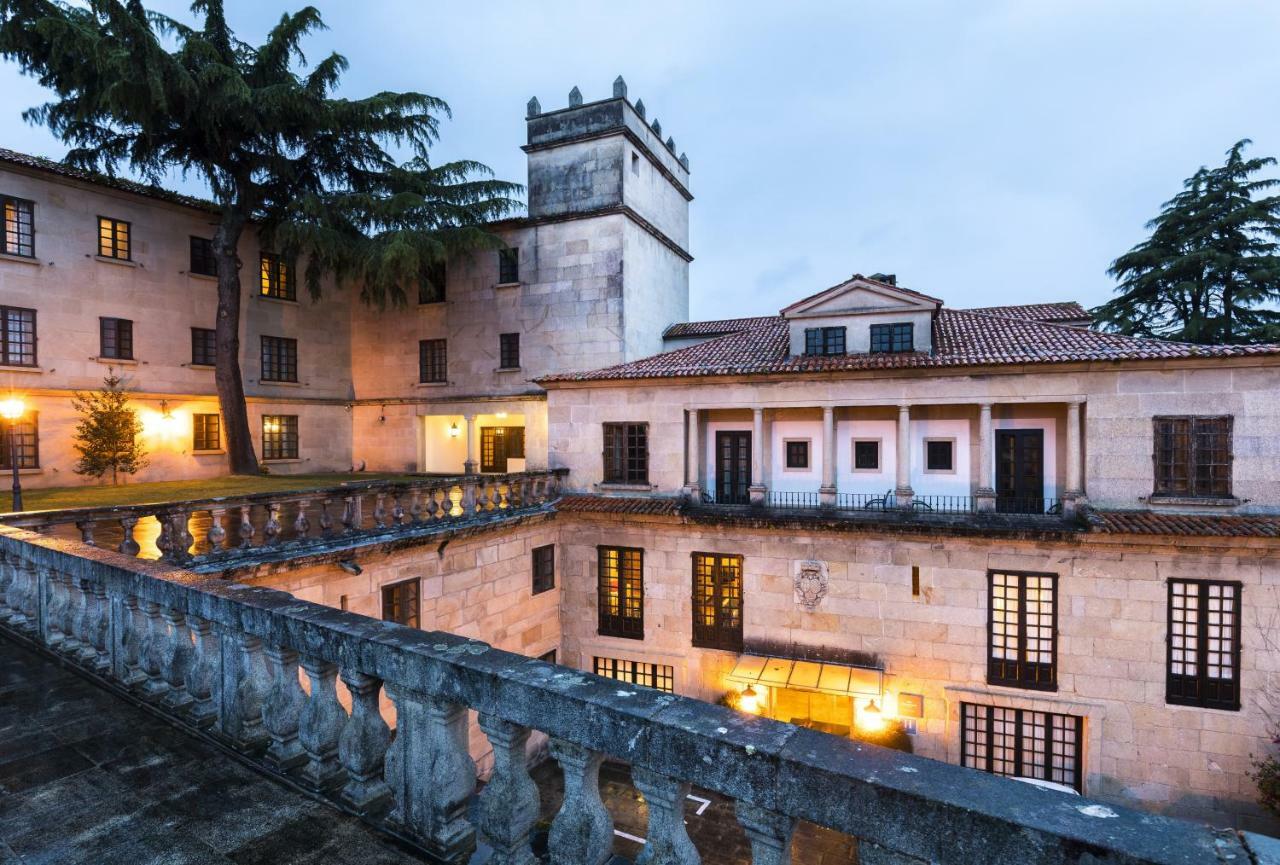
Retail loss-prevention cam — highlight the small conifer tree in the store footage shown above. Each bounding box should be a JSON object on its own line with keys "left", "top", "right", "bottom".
{"left": 71, "top": 372, "right": 147, "bottom": 484}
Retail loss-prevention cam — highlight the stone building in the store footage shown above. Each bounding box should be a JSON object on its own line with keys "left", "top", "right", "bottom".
{"left": 3, "top": 79, "right": 1280, "bottom": 837}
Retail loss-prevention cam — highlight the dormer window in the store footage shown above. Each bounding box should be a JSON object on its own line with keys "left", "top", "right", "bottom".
{"left": 803, "top": 326, "right": 846, "bottom": 356}
{"left": 870, "top": 322, "right": 914, "bottom": 353}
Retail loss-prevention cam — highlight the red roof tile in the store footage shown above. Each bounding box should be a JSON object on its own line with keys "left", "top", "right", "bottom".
{"left": 963, "top": 301, "right": 1091, "bottom": 323}
{"left": 663, "top": 316, "right": 783, "bottom": 339}
{"left": 0, "top": 146, "right": 219, "bottom": 213}
{"left": 555, "top": 495, "right": 683, "bottom": 516}
{"left": 1087, "top": 510, "right": 1280, "bottom": 538}
{"left": 541, "top": 307, "right": 1280, "bottom": 383}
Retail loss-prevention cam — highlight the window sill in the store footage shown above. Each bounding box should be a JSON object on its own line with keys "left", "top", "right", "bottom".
{"left": 191, "top": 449, "right": 226, "bottom": 456}
{"left": 94, "top": 255, "right": 138, "bottom": 268}
{"left": 415, "top": 381, "right": 450, "bottom": 388}
{"left": 781, "top": 467, "right": 812, "bottom": 473}
{"left": 186, "top": 271, "right": 218, "bottom": 282}
{"left": 596, "top": 482, "right": 656, "bottom": 492}
{"left": 418, "top": 300, "right": 446, "bottom": 307}
{"left": 596, "top": 631, "right": 645, "bottom": 642}
{"left": 493, "top": 281, "right": 522, "bottom": 290}
{"left": 2, "top": 467, "right": 44, "bottom": 476}
{"left": 494, "top": 367, "right": 523, "bottom": 373}
{"left": 1147, "top": 495, "right": 1241, "bottom": 507}
{"left": 257, "top": 379, "right": 304, "bottom": 387}
{"left": 256, "top": 294, "right": 298, "bottom": 305}
{"left": 93, "top": 356, "right": 138, "bottom": 366}
{"left": 0, "top": 252, "right": 39, "bottom": 266}
{"left": 0, "top": 364, "right": 42, "bottom": 374}
{"left": 188, "top": 363, "right": 216, "bottom": 370}
{"left": 262, "top": 458, "right": 303, "bottom": 465}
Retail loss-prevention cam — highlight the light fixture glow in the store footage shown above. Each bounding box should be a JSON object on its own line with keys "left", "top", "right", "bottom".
{"left": 448, "top": 421, "right": 460, "bottom": 438}
{"left": 739, "top": 684, "right": 761, "bottom": 715}
{"left": 0, "top": 397, "right": 24, "bottom": 421}
{"left": 495, "top": 411, "right": 508, "bottom": 419}
{"left": 857, "top": 698, "right": 885, "bottom": 733}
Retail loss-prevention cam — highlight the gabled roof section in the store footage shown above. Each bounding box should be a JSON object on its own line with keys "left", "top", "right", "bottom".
{"left": 540, "top": 305, "right": 1280, "bottom": 383}
{"left": 780, "top": 274, "right": 944, "bottom": 318}
{"left": 663, "top": 315, "right": 783, "bottom": 339}
{"left": 0, "top": 146, "right": 219, "bottom": 213}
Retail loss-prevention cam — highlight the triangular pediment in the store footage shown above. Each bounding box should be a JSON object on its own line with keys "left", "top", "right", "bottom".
{"left": 781, "top": 275, "right": 943, "bottom": 319}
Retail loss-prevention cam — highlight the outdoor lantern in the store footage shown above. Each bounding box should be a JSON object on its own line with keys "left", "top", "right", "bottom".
{"left": 739, "top": 684, "right": 760, "bottom": 715}
{"left": 448, "top": 421, "right": 460, "bottom": 438}
{"left": 1, "top": 395, "right": 26, "bottom": 512}
{"left": 858, "top": 698, "right": 885, "bottom": 733}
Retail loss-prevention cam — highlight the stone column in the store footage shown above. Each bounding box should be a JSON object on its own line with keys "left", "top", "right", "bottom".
{"left": 749, "top": 407, "right": 767, "bottom": 505}
{"left": 895, "top": 404, "right": 913, "bottom": 508}
{"left": 1064, "top": 399, "right": 1084, "bottom": 517}
{"left": 975, "top": 402, "right": 996, "bottom": 512}
{"left": 819, "top": 406, "right": 837, "bottom": 507}
{"left": 736, "top": 802, "right": 797, "bottom": 865}
{"left": 463, "top": 414, "right": 477, "bottom": 475}
{"left": 683, "top": 409, "right": 701, "bottom": 503}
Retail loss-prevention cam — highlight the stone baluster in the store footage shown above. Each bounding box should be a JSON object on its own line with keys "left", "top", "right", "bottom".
{"left": 318, "top": 498, "right": 335, "bottom": 536}
{"left": 342, "top": 495, "right": 359, "bottom": 532}
{"left": 297, "top": 656, "right": 347, "bottom": 791}
{"left": 75, "top": 519, "right": 97, "bottom": 547}
{"left": 263, "top": 502, "right": 283, "bottom": 545}
{"left": 59, "top": 572, "right": 84, "bottom": 655}
{"left": 391, "top": 493, "right": 406, "bottom": 525}
{"left": 139, "top": 601, "right": 171, "bottom": 699}
{"left": 547, "top": 739, "right": 613, "bottom": 865}
{"left": 490, "top": 482, "right": 503, "bottom": 511}
{"left": 386, "top": 689, "right": 477, "bottom": 862}
{"left": 160, "top": 608, "right": 194, "bottom": 710}
{"left": 262, "top": 644, "right": 307, "bottom": 770}
{"left": 478, "top": 715, "right": 539, "bottom": 865}
{"left": 338, "top": 670, "right": 392, "bottom": 812}
{"left": 230, "top": 633, "right": 270, "bottom": 752}
{"left": 632, "top": 767, "right": 700, "bottom": 865}
{"left": 207, "top": 507, "right": 228, "bottom": 552}
{"left": 43, "top": 569, "right": 68, "bottom": 648}
{"left": 461, "top": 481, "right": 477, "bottom": 516}
{"left": 424, "top": 489, "right": 440, "bottom": 521}
{"left": 293, "top": 499, "right": 312, "bottom": 540}
{"left": 735, "top": 803, "right": 797, "bottom": 865}
{"left": 21, "top": 559, "right": 41, "bottom": 633}
{"left": 119, "top": 595, "right": 147, "bottom": 687}
{"left": 91, "top": 582, "right": 111, "bottom": 672}
{"left": 497, "top": 482, "right": 510, "bottom": 510}
{"left": 184, "top": 616, "right": 219, "bottom": 728}
{"left": 117, "top": 516, "right": 141, "bottom": 556}
{"left": 75, "top": 578, "right": 101, "bottom": 667}
{"left": 373, "top": 493, "right": 387, "bottom": 528}
{"left": 177, "top": 509, "right": 196, "bottom": 561}
{"left": 239, "top": 505, "right": 256, "bottom": 549}
{"left": 155, "top": 512, "right": 175, "bottom": 563}
{"left": 409, "top": 490, "right": 423, "bottom": 523}
{"left": 0, "top": 551, "right": 13, "bottom": 623}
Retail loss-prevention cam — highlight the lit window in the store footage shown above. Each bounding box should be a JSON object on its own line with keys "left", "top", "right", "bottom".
{"left": 598, "top": 546, "right": 643, "bottom": 639}
{"left": 381, "top": 579, "right": 420, "bottom": 628}
{"left": 988, "top": 571, "right": 1057, "bottom": 690}
{"left": 98, "top": 216, "right": 130, "bottom": 260}
{"left": 0, "top": 414, "right": 38, "bottom": 469}
{"left": 2, "top": 195, "right": 34, "bottom": 257}
{"left": 261, "top": 414, "right": 298, "bottom": 461}
{"left": 594, "top": 656, "right": 673, "bottom": 692}
{"left": 961, "top": 703, "right": 1083, "bottom": 792}
{"left": 259, "top": 253, "right": 294, "bottom": 300}
{"left": 692, "top": 553, "right": 743, "bottom": 651}
{"left": 192, "top": 414, "right": 221, "bottom": 451}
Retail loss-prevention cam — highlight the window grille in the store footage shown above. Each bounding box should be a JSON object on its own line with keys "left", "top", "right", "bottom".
{"left": 532, "top": 544, "right": 555, "bottom": 594}
{"left": 0, "top": 306, "right": 36, "bottom": 366}
{"left": 593, "top": 656, "right": 673, "bottom": 692}
{"left": 381, "top": 579, "right": 420, "bottom": 628}
{"left": 870, "top": 322, "right": 914, "bottom": 353}
{"left": 98, "top": 216, "right": 130, "bottom": 259}
{"left": 259, "top": 253, "right": 294, "bottom": 300}
{"left": 192, "top": 413, "right": 221, "bottom": 451}
{"left": 99, "top": 317, "right": 133, "bottom": 360}
{"left": 419, "top": 338, "right": 447, "bottom": 383}
{"left": 191, "top": 327, "right": 217, "bottom": 366}
{"left": 189, "top": 236, "right": 217, "bottom": 276}
{"left": 692, "top": 553, "right": 743, "bottom": 651}
{"left": 1167, "top": 579, "right": 1241, "bottom": 710}
{"left": 988, "top": 571, "right": 1057, "bottom": 690}
{"left": 961, "top": 702, "right": 1083, "bottom": 792}
{"left": 803, "top": 326, "right": 846, "bottom": 356}
{"left": 261, "top": 335, "right": 298, "bottom": 382}
{"left": 602, "top": 422, "right": 648, "bottom": 484}
{"left": 1153, "top": 416, "right": 1232, "bottom": 498}
{"left": 2, "top": 195, "right": 34, "bottom": 257}
{"left": 261, "top": 415, "right": 298, "bottom": 460}
{"left": 598, "top": 546, "right": 644, "bottom": 639}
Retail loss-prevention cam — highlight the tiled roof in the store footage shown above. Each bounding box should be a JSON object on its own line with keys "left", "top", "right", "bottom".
{"left": 964, "top": 301, "right": 1091, "bottom": 323}
{"left": 541, "top": 307, "right": 1280, "bottom": 383}
{"left": 0, "top": 147, "right": 219, "bottom": 213}
{"left": 1087, "top": 510, "right": 1280, "bottom": 538}
{"left": 555, "top": 495, "right": 683, "bottom": 516}
{"left": 663, "top": 316, "right": 783, "bottom": 339}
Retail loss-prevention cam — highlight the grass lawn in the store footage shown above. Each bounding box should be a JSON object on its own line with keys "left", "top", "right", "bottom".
{"left": 9, "top": 472, "right": 424, "bottom": 513}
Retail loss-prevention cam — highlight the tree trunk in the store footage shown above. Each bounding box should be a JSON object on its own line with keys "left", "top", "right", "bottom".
{"left": 212, "top": 213, "right": 259, "bottom": 475}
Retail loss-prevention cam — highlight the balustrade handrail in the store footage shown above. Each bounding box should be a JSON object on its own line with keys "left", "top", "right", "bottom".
{"left": 0, "top": 525, "right": 1246, "bottom": 865}
{"left": 0, "top": 469, "right": 569, "bottom": 527}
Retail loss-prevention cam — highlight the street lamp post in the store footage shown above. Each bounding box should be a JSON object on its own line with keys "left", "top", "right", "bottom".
{"left": 0, "top": 397, "right": 26, "bottom": 512}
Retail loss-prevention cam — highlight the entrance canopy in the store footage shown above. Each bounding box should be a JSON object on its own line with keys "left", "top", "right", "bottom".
{"left": 726, "top": 655, "right": 883, "bottom": 698}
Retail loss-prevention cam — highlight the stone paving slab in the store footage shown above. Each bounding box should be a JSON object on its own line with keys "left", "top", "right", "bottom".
{"left": 0, "top": 638, "right": 430, "bottom": 865}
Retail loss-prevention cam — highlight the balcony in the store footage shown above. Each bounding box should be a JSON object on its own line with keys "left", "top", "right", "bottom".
{"left": 0, "top": 520, "right": 1262, "bottom": 864}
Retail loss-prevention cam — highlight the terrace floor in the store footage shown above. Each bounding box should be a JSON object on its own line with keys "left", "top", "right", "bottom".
{"left": 0, "top": 636, "right": 859, "bottom": 864}
{"left": 4, "top": 472, "right": 425, "bottom": 515}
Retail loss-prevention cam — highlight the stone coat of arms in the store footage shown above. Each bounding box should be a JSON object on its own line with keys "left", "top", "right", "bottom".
{"left": 793, "top": 560, "right": 829, "bottom": 611}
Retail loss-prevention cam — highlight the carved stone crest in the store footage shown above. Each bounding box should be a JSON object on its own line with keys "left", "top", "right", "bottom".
{"left": 793, "top": 560, "right": 829, "bottom": 611}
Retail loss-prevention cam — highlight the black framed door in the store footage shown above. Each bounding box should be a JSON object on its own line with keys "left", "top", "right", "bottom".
{"left": 996, "top": 429, "right": 1044, "bottom": 513}
{"left": 715, "top": 431, "right": 751, "bottom": 504}
{"left": 480, "top": 426, "right": 525, "bottom": 473}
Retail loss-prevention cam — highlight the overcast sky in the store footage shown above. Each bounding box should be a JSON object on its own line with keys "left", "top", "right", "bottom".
{"left": 3, "top": 1, "right": 1279, "bottom": 319}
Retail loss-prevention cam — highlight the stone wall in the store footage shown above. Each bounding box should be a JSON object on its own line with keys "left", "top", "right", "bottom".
{"left": 552, "top": 511, "right": 1280, "bottom": 833}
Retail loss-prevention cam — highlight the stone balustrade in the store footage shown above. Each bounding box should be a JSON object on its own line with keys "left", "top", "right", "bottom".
{"left": 0, "top": 524, "right": 1255, "bottom": 865}
{"left": 0, "top": 470, "right": 565, "bottom": 566}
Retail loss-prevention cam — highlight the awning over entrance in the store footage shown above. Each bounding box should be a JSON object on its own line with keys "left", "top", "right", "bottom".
{"left": 726, "top": 655, "right": 884, "bottom": 698}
